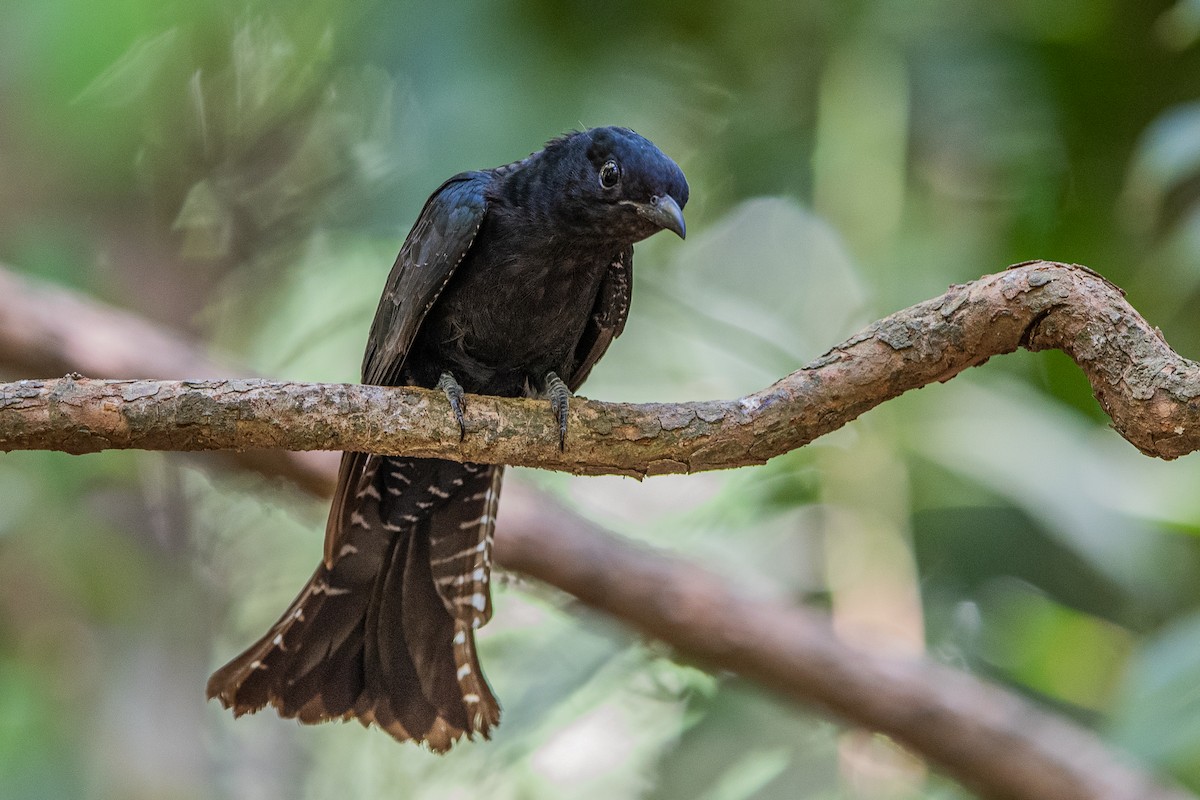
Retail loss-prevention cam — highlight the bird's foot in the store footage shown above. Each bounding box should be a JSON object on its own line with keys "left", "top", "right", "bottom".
{"left": 546, "top": 372, "right": 571, "bottom": 451}
{"left": 437, "top": 371, "right": 467, "bottom": 440}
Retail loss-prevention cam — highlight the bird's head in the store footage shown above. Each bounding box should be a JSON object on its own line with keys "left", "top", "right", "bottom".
{"left": 540, "top": 127, "right": 689, "bottom": 243}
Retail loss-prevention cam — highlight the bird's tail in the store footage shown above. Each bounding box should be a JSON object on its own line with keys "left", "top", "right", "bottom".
{"left": 206, "top": 455, "right": 502, "bottom": 751}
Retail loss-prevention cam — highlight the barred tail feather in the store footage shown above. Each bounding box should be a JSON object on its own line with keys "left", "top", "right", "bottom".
{"left": 451, "top": 619, "right": 501, "bottom": 734}
{"left": 206, "top": 454, "right": 502, "bottom": 751}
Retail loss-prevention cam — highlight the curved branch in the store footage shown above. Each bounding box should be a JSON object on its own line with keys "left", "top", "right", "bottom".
{"left": 498, "top": 483, "right": 1193, "bottom": 800}
{"left": 2, "top": 262, "right": 1198, "bottom": 474}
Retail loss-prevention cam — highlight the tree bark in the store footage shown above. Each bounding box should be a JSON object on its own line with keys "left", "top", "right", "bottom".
{"left": 0, "top": 264, "right": 339, "bottom": 495}
{"left": 3, "top": 262, "right": 1199, "bottom": 473}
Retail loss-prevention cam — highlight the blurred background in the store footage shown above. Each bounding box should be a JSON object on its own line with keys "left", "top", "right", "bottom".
{"left": 2, "top": 1, "right": 1200, "bottom": 798}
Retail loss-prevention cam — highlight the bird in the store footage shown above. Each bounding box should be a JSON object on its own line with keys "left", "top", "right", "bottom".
{"left": 205, "top": 127, "right": 689, "bottom": 751}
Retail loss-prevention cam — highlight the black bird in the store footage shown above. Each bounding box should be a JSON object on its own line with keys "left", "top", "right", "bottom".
{"left": 207, "top": 127, "right": 688, "bottom": 750}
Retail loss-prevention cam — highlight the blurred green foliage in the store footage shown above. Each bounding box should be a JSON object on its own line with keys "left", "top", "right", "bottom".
{"left": 3, "top": 1, "right": 1200, "bottom": 798}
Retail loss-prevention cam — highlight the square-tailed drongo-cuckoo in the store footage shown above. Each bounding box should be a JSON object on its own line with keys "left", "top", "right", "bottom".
{"left": 208, "top": 127, "right": 688, "bottom": 751}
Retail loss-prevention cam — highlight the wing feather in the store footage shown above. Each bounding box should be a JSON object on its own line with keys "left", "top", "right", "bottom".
{"left": 362, "top": 171, "right": 492, "bottom": 387}
{"left": 569, "top": 245, "right": 634, "bottom": 390}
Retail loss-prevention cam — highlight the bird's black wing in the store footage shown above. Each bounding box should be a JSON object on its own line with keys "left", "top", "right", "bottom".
{"left": 362, "top": 171, "right": 492, "bottom": 387}
{"left": 568, "top": 245, "right": 634, "bottom": 390}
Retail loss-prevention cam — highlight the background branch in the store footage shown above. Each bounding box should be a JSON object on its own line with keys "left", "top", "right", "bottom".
{"left": 0, "top": 262, "right": 1192, "bottom": 799}
{"left": 499, "top": 483, "right": 1192, "bottom": 800}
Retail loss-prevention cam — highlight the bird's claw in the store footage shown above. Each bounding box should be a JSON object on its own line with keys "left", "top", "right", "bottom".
{"left": 437, "top": 371, "right": 467, "bottom": 440}
{"left": 546, "top": 372, "right": 571, "bottom": 451}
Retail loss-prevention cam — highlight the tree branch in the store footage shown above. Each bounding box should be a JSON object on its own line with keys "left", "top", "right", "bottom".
{"left": 0, "top": 261, "right": 1193, "bottom": 799}
{"left": 0, "top": 264, "right": 339, "bottom": 495}
{"left": 498, "top": 482, "right": 1192, "bottom": 800}
{"left": 2, "top": 262, "right": 1197, "bottom": 474}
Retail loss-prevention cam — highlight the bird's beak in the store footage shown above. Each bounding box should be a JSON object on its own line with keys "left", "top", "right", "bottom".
{"left": 631, "top": 194, "right": 686, "bottom": 239}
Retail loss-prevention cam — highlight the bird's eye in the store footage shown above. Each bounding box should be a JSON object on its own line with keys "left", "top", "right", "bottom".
{"left": 599, "top": 160, "right": 621, "bottom": 189}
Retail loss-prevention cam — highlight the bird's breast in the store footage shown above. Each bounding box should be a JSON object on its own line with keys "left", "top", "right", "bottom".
{"left": 408, "top": 234, "right": 617, "bottom": 396}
